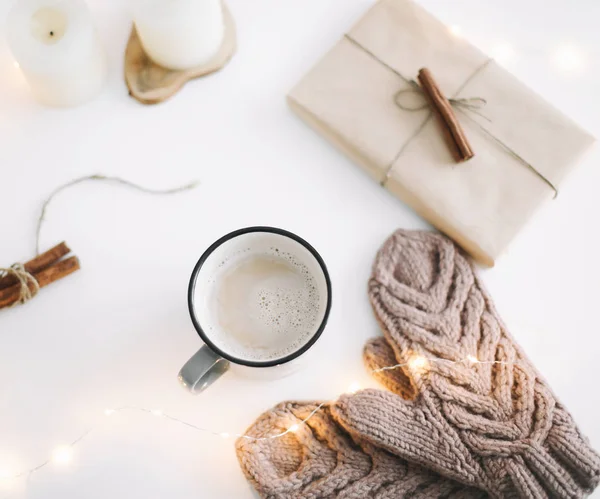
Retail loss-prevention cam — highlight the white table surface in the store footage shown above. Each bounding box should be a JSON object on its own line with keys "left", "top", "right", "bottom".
{"left": 1, "top": 0, "right": 599, "bottom": 497}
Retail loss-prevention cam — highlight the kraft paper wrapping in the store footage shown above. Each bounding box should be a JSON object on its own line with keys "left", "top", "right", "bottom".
{"left": 287, "top": 0, "right": 594, "bottom": 266}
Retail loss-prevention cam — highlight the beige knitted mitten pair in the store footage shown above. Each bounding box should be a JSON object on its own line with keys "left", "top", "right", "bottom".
{"left": 236, "top": 230, "right": 600, "bottom": 498}
{"left": 236, "top": 400, "right": 484, "bottom": 498}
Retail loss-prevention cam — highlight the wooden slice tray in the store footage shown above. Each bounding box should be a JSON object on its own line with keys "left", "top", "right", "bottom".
{"left": 125, "top": 3, "right": 236, "bottom": 105}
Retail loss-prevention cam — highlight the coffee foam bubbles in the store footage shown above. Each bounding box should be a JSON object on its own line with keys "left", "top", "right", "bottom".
{"left": 205, "top": 246, "right": 322, "bottom": 362}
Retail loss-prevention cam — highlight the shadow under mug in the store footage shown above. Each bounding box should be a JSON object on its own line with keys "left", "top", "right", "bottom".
{"left": 179, "top": 226, "right": 332, "bottom": 394}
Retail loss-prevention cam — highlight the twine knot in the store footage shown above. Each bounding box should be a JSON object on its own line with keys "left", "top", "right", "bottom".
{"left": 0, "top": 264, "right": 39, "bottom": 306}
{"left": 394, "top": 87, "right": 490, "bottom": 121}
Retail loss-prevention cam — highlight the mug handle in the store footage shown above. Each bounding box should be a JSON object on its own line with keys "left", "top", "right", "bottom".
{"left": 178, "top": 345, "right": 230, "bottom": 394}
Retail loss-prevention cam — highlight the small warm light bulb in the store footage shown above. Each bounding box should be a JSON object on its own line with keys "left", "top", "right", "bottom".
{"left": 553, "top": 44, "right": 586, "bottom": 72}
{"left": 151, "top": 409, "right": 163, "bottom": 417}
{"left": 467, "top": 355, "right": 479, "bottom": 364}
{"left": 13, "top": 62, "right": 20, "bottom": 69}
{"left": 220, "top": 432, "right": 230, "bottom": 439}
{"left": 0, "top": 468, "right": 12, "bottom": 480}
{"left": 104, "top": 409, "right": 116, "bottom": 416}
{"left": 347, "top": 382, "right": 361, "bottom": 394}
{"left": 408, "top": 355, "right": 428, "bottom": 372}
{"left": 51, "top": 446, "right": 73, "bottom": 466}
{"left": 449, "top": 25, "right": 462, "bottom": 37}
{"left": 288, "top": 424, "right": 300, "bottom": 433}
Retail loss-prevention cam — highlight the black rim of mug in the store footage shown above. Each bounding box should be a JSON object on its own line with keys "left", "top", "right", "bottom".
{"left": 187, "top": 226, "right": 332, "bottom": 368}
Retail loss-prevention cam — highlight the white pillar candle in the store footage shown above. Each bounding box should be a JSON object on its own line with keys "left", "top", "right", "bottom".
{"left": 133, "top": 0, "right": 224, "bottom": 71}
{"left": 7, "top": 0, "right": 107, "bottom": 107}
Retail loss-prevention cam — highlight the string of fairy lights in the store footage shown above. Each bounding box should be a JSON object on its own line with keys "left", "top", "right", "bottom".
{"left": 0, "top": 353, "right": 511, "bottom": 486}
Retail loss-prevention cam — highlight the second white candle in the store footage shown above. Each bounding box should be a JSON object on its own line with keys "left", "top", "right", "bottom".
{"left": 133, "top": 0, "right": 224, "bottom": 71}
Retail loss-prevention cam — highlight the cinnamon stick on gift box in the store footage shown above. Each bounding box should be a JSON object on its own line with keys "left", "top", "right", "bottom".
{"left": 0, "top": 242, "right": 80, "bottom": 309}
{"left": 417, "top": 68, "right": 474, "bottom": 162}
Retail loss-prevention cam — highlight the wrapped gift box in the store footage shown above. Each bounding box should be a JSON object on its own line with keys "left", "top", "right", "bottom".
{"left": 288, "top": 0, "right": 594, "bottom": 266}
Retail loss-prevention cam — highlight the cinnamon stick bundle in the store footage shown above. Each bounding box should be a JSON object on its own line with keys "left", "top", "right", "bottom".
{"left": 0, "top": 242, "right": 80, "bottom": 309}
{"left": 417, "top": 68, "right": 474, "bottom": 162}
{"left": 0, "top": 242, "right": 70, "bottom": 290}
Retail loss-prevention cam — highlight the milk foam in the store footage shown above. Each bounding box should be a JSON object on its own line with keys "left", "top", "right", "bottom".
{"left": 206, "top": 247, "right": 321, "bottom": 361}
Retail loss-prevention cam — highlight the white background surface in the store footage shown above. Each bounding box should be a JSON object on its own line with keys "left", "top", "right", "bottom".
{"left": 1, "top": 0, "right": 599, "bottom": 497}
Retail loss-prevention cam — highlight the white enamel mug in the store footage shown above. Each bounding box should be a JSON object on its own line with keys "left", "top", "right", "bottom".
{"left": 179, "top": 227, "right": 332, "bottom": 394}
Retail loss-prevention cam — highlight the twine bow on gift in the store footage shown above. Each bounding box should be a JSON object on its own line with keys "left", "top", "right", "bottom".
{"left": 343, "top": 35, "right": 559, "bottom": 198}
{"left": 394, "top": 88, "right": 488, "bottom": 121}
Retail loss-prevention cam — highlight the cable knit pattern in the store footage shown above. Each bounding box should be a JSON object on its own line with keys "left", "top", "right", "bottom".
{"left": 364, "top": 337, "right": 417, "bottom": 400}
{"left": 236, "top": 401, "right": 486, "bottom": 498}
{"left": 332, "top": 230, "right": 600, "bottom": 498}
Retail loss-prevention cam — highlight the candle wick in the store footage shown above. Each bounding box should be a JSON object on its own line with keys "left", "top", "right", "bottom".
{"left": 50, "top": 31, "right": 54, "bottom": 36}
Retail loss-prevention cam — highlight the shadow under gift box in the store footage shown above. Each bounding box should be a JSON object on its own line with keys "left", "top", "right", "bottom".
{"left": 287, "top": 0, "right": 594, "bottom": 267}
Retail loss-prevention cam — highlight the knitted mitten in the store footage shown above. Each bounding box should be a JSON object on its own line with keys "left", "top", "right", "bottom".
{"left": 236, "top": 400, "right": 486, "bottom": 498}
{"left": 332, "top": 230, "right": 600, "bottom": 499}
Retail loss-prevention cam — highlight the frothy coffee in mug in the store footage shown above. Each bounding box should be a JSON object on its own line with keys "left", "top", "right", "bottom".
{"left": 206, "top": 249, "right": 321, "bottom": 361}
{"left": 182, "top": 227, "right": 330, "bottom": 393}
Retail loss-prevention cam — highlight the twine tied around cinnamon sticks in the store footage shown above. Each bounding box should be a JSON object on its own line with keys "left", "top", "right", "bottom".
{"left": 395, "top": 69, "right": 492, "bottom": 163}
{"left": 0, "top": 242, "right": 79, "bottom": 309}
{"left": 0, "top": 264, "right": 40, "bottom": 306}
{"left": 403, "top": 68, "right": 477, "bottom": 163}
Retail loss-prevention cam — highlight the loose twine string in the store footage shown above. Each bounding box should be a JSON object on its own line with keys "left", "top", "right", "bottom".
{"left": 3, "top": 175, "right": 198, "bottom": 307}
{"left": 35, "top": 174, "right": 199, "bottom": 255}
